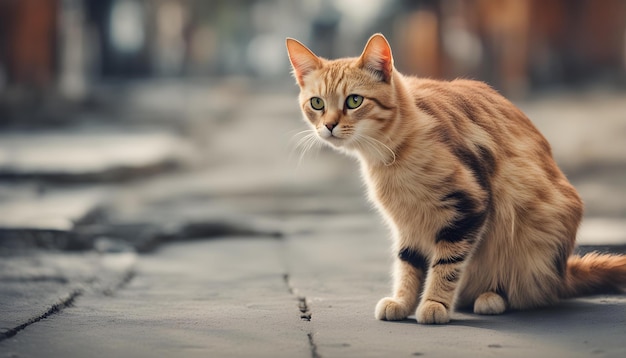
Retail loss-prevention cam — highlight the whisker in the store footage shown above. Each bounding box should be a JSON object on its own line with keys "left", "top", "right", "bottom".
{"left": 354, "top": 134, "right": 397, "bottom": 166}
{"left": 359, "top": 136, "right": 386, "bottom": 161}
{"left": 368, "top": 136, "right": 397, "bottom": 166}
{"left": 289, "top": 130, "right": 322, "bottom": 167}
{"left": 373, "top": 137, "right": 397, "bottom": 166}
{"left": 295, "top": 132, "right": 316, "bottom": 148}
{"left": 289, "top": 129, "right": 317, "bottom": 145}
{"left": 301, "top": 136, "right": 321, "bottom": 165}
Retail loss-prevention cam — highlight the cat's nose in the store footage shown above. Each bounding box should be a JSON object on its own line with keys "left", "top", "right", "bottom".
{"left": 325, "top": 122, "right": 338, "bottom": 132}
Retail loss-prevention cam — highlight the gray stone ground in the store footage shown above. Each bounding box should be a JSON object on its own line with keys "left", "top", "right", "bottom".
{"left": 1, "top": 79, "right": 625, "bottom": 357}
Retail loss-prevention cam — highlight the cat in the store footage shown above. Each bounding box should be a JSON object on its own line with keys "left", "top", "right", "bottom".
{"left": 285, "top": 33, "right": 626, "bottom": 324}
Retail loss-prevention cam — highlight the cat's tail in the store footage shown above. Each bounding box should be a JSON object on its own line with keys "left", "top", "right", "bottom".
{"left": 560, "top": 252, "right": 626, "bottom": 298}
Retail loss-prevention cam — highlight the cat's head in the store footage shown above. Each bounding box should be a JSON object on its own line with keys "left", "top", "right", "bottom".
{"left": 286, "top": 34, "right": 398, "bottom": 163}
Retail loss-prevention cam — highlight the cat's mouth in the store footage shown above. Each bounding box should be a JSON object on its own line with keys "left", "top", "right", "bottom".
{"left": 318, "top": 128, "right": 345, "bottom": 146}
{"left": 321, "top": 133, "right": 346, "bottom": 147}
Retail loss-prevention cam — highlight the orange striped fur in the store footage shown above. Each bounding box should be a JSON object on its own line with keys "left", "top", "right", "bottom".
{"left": 286, "top": 33, "right": 626, "bottom": 324}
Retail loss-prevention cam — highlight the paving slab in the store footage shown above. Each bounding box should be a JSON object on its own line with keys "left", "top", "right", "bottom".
{"left": 0, "top": 249, "right": 136, "bottom": 340}
{"left": 0, "top": 128, "right": 191, "bottom": 179}
{"left": 285, "top": 213, "right": 626, "bottom": 358}
{"left": 2, "top": 217, "right": 624, "bottom": 358}
{"left": 0, "top": 239, "right": 310, "bottom": 358}
{"left": 0, "top": 184, "right": 108, "bottom": 232}
{"left": 0, "top": 126, "right": 194, "bottom": 237}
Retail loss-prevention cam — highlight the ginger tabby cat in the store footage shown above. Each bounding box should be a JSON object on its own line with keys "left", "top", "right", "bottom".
{"left": 286, "top": 33, "right": 626, "bottom": 324}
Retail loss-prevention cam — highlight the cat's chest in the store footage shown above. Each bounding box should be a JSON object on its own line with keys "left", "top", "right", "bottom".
{"left": 362, "top": 166, "right": 448, "bottom": 238}
{"left": 363, "top": 164, "right": 437, "bottom": 211}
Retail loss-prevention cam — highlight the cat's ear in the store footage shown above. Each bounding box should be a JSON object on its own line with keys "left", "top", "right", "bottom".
{"left": 359, "top": 33, "right": 394, "bottom": 83}
{"left": 286, "top": 38, "right": 322, "bottom": 87}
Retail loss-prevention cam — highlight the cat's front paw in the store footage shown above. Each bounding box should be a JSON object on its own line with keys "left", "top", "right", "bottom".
{"left": 416, "top": 300, "right": 450, "bottom": 324}
{"left": 375, "top": 297, "right": 411, "bottom": 321}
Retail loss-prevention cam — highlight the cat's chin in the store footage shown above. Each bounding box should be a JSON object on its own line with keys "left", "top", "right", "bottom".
{"left": 321, "top": 135, "right": 346, "bottom": 148}
{"left": 322, "top": 138, "right": 361, "bottom": 157}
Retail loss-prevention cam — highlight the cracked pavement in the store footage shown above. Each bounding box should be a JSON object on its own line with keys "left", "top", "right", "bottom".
{"left": 1, "top": 81, "right": 626, "bottom": 357}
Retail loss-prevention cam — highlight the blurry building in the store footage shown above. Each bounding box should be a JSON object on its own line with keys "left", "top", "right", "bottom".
{"left": 0, "top": 0, "right": 625, "bottom": 100}
{"left": 394, "top": 0, "right": 626, "bottom": 95}
{"left": 0, "top": 0, "right": 59, "bottom": 90}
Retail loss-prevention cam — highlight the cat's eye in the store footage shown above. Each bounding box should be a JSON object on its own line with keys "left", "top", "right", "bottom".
{"left": 346, "top": 94, "right": 364, "bottom": 109}
{"left": 310, "top": 97, "right": 325, "bottom": 110}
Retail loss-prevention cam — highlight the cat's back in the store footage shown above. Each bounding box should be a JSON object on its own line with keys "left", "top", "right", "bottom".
{"left": 403, "top": 77, "right": 578, "bottom": 205}
{"left": 405, "top": 77, "right": 551, "bottom": 160}
{"left": 408, "top": 78, "right": 531, "bottom": 130}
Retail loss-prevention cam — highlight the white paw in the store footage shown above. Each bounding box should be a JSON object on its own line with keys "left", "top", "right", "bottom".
{"left": 375, "top": 297, "right": 411, "bottom": 321}
{"left": 474, "top": 292, "right": 506, "bottom": 315}
{"left": 416, "top": 300, "right": 450, "bottom": 324}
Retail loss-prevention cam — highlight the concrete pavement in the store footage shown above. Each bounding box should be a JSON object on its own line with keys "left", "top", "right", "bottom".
{"left": 1, "top": 81, "right": 626, "bottom": 357}
{"left": 2, "top": 226, "right": 625, "bottom": 357}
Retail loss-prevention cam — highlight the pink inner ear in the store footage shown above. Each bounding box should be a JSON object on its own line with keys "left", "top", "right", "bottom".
{"left": 286, "top": 39, "right": 321, "bottom": 86}
{"left": 361, "top": 35, "right": 393, "bottom": 81}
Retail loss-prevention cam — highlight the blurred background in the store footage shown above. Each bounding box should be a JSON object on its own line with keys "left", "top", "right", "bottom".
{"left": 2, "top": 0, "right": 626, "bottom": 96}
{"left": 0, "top": 0, "right": 625, "bottom": 250}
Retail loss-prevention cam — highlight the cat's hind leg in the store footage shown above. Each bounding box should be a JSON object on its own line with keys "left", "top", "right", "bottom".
{"left": 473, "top": 291, "right": 507, "bottom": 315}
{"left": 375, "top": 248, "right": 427, "bottom": 321}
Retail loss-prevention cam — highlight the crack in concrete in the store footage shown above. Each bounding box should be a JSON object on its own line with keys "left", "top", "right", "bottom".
{"left": 283, "top": 273, "right": 320, "bottom": 357}
{"left": 308, "top": 332, "right": 321, "bottom": 358}
{"left": 0, "top": 263, "right": 136, "bottom": 342}
{"left": 1, "top": 219, "right": 283, "bottom": 253}
{"left": 282, "top": 274, "right": 312, "bottom": 321}
{"left": 102, "top": 269, "right": 136, "bottom": 296}
{"left": 298, "top": 296, "right": 312, "bottom": 321}
{"left": 0, "top": 289, "right": 82, "bottom": 342}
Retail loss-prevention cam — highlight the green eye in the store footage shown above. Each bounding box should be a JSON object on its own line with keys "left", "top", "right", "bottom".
{"left": 310, "top": 97, "right": 325, "bottom": 110}
{"left": 346, "top": 94, "right": 363, "bottom": 109}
